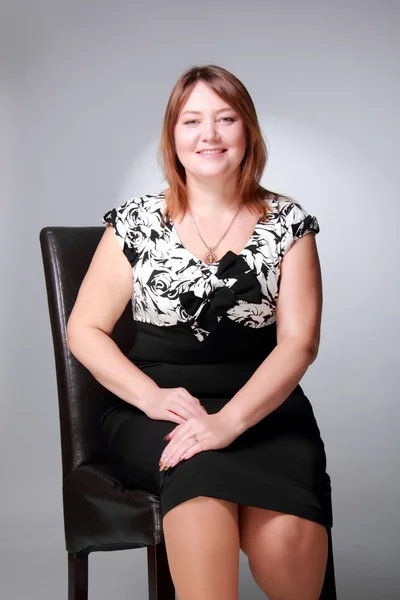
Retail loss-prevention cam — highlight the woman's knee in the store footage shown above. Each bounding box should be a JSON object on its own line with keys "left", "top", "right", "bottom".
{"left": 238, "top": 505, "right": 327, "bottom": 559}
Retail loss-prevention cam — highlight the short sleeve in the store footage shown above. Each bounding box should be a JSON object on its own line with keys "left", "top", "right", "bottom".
{"left": 102, "top": 198, "right": 140, "bottom": 266}
{"left": 279, "top": 201, "right": 320, "bottom": 258}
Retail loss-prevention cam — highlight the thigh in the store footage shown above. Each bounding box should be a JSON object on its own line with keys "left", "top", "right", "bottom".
{"left": 101, "top": 406, "right": 175, "bottom": 494}
{"left": 238, "top": 505, "right": 327, "bottom": 557}
{"left": 238, "top": 505, "right": 328, "bottom": 599}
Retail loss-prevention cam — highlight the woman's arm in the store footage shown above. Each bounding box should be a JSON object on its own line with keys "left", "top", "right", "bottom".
{"left": 66, "top": 225, "right": 159, "bottom": 411}
{"left": 218, "top": 232, "right": 322, "bottom": 436}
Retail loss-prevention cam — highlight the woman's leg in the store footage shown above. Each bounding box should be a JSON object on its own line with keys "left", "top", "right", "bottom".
{"left": 239, "top": 506, "right": 328, "bottom": 600}
{"left": 162, "top": 497, "right": 240, "bottom": 600}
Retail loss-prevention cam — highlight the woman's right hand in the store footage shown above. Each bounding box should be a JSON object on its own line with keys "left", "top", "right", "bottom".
{"left": 143, "top": 387, "right": 208, "bottom": 424}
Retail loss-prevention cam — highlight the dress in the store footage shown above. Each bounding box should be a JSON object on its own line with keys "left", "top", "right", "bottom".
{"left": 100, "top": 189, "right": 333, "bottom": 529}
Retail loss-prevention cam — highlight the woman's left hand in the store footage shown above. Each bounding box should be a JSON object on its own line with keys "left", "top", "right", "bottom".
{"left": 159, "top": 412, "right": 238, "bottom": 471}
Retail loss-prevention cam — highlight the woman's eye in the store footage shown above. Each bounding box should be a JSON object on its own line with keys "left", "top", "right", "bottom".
{"left": 184, "top": 117, "right": 235, "bottom": 125}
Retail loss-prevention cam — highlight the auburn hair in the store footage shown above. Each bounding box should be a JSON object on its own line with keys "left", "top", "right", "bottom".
{"left": 157, "top": 64, "right": 292, "bottom": 223}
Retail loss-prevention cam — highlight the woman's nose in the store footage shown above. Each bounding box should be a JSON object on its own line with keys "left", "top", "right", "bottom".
{"left": 201, "top": 120, "right": 220, "bottom": 141}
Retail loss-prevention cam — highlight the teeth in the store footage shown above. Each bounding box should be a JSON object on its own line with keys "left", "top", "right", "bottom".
{"left": 200, "top": 149, "right": 225, "bottom": 155}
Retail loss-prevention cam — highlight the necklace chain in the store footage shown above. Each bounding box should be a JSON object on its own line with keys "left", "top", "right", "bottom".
{"left": 188, "top": 201, "right": 243, "bottom": 265}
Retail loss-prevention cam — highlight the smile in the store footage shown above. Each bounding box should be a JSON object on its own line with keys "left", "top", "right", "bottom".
{"left": 197, "top": 149, "right": 227, "bottom": 157}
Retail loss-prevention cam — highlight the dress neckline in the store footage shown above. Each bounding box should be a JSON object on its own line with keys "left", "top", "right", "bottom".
{"left": 156, "top": 189, "right": 276, "bottom": 269}
{"left": 169, "top": 218, "right": 261, "bottom": 269}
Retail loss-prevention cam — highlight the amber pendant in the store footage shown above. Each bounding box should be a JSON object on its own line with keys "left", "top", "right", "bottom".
{"left": 204, "top": 251, "right": 217, "bottom": 265}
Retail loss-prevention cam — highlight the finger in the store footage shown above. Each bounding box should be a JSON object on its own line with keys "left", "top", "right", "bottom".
{"left": 163, "top": 421, "right": 185, "bottom": 442}
{"left": 178, "top": 389, "right": 208, "bottom": 417}
{"left": 171, "top": 398, "right": 201, "bottom": 420}
{"left": 188, "top": 394, "right": 208, "bottom": 415}
{"left": 166, "top": 411, "right": 186, "bottom": 425}
{"left": 160, "top": 427, "right": 194, "bottom": 467}
{"left": 163, "top": 432, "right": 200, "bottom": 469}
{"left": 181, "top": 448, "right": 193, "bottom": 460}
{"left": 176, "top": 396, "right": 204, "bottom": 419}
{"left": 160, "top": 421, "right": 190, "bottom": 454}
{"left": 180, "top": 435, "right": 210, "bottom": 462}
{"left": 164, "top": 428, "right": 178, "bottom": 441}
{"left": 180, "top": 398, "right": 207, "bottom": 417}
{"left": 170, "top": 437, "right": 202, "bottom": 468}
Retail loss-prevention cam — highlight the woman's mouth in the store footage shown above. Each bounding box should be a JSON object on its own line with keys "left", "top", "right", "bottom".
{"left": 197, "top": 149, "right": 227, "bottom": 158}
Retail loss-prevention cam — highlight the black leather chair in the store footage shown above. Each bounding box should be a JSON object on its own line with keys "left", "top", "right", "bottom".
{"left": 39, "top": 226, "right": 337, "bottom": 600}
{"left": 40, "top": 226, "right": 175, "bottom": 600}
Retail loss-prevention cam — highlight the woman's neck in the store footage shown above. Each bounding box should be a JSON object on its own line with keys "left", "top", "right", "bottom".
{"left": 186, "top": 181, "right": 241, "bottom": 217}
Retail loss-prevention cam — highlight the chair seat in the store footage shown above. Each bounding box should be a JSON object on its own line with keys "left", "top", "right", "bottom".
{"left": 63, "top": 464, "right": 164, "bottom": 555}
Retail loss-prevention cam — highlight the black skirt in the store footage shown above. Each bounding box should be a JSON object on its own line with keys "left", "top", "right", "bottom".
{"left": 100, "top": 319, "right": 333, "bottom": 529}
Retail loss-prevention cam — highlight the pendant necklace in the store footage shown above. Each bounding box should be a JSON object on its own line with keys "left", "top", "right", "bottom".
{"left": 188, "top": 201, "right": 243, "bottom": 265}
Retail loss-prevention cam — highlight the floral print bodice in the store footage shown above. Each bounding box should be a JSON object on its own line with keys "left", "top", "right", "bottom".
{"left": 103, "top": 190, "right": 320, "bottom": 342}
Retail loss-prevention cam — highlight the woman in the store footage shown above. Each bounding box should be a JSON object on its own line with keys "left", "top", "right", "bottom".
{"left": 67, "top": 64, "right": 333, "bottom": 600}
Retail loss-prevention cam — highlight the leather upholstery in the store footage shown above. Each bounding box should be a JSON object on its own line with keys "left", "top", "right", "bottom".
{"left": 40, "top": 227, "right": 165, "bottom": 555}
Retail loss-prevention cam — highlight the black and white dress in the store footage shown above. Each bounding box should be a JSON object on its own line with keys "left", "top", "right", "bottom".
{"left": 100, "top": 189, "right": 333, "bottom": 529}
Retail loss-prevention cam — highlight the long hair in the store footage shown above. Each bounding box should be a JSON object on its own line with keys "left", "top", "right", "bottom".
{"left": 157, "top": 64, "right": 292, "bottom": 223}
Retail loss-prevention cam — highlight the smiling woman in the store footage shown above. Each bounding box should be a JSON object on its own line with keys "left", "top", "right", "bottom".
{"left": 68, "top": 64, "right": 335, "bottom": 600}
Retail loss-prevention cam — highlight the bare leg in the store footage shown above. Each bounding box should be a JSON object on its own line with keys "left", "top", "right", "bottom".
{"left": 162, "top": 496, "right": 240, "bottom": 600}
{"left": 239, "top": 507, "right": 328, "bottom": 600}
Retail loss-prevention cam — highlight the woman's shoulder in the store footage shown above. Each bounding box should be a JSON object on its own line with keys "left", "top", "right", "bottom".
{"left": 112, "top": 189, "right": 165, "bottom": 215}
{"left": 257, "top": 194, "right": 301, "bottom": 229}
{"left": 263, "top": 194, "right": 317, "bottom": 229}
{"left": 258, "top": 193, "right": 319, "bottom": 258}
{"left": 274, "top": 196, "right": 320, "bottom": 256}
{"left": 264, "top": 193, "right": 307, "bottom": 216}
{"left": 103, "top": 189, "right": 166, "bottom": 229}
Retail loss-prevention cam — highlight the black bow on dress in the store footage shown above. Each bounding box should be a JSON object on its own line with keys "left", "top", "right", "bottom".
{"left": 180, "top": 251, "right": 262, "bottom": 334}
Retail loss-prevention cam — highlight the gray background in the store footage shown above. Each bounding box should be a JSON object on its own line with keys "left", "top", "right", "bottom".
{"left": 1, "top": 1, "right": 399, "bottom": 598}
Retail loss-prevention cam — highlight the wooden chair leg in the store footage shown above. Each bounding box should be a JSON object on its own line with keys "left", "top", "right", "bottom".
{"left": 68, "top": 552, "right": 88, "bottom": 600}
{"left": 147, "top": 544, "right": 175, "bottom": 600}
{"left": 319, "top": 528, "right": 337, "bottom": 600}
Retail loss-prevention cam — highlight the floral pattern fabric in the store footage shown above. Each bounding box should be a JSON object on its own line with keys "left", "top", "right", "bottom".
{"left": 102, "top": 190, "right": 320, "bottom": 342}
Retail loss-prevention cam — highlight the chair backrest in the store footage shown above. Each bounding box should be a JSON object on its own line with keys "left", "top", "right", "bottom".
{"left": 40, "top": 227, "right": 134, "bottom": 481}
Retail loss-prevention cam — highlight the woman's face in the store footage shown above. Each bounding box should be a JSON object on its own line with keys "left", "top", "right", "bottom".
{"left": 174, "top": 81, "right": 247, "bottom": 184}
